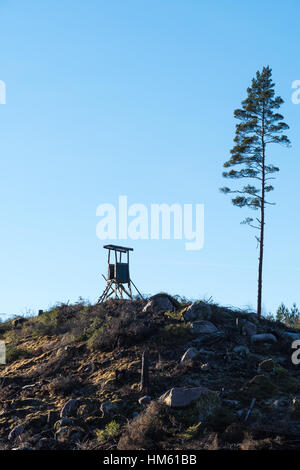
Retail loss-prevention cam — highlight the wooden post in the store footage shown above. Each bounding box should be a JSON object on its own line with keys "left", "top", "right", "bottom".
{"left": 140, "top": 350, "right": 150, "bottom": 393}
{"left": 107, "top": 249, "right": 111, "bottom": 281}
{"left": 245, "top": 398, "right": 256, "bottom": 421}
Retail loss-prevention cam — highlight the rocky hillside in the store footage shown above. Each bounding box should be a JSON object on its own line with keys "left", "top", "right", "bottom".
{"left": 1, "top": 294, "right": 300, "bottom": 450}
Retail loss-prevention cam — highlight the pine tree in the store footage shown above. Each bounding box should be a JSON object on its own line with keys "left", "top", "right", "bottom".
{"left": 290, "top": 303, "right": 300, "bottom": 328}
{"left": 276, "top": 302, "right": 300, "bottom": 327}
{"left": 221, "top": 66, "right": 290, "bottom": 318}
{"left": 276, "top": 302, "right": 289, "bottom": 324}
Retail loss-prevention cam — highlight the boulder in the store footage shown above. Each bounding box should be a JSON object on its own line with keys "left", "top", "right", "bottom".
{"left": 251, "top": 334, "right": 277, "bottom": 344}
{"left": 77, "top": 399, "right": 100, "bottom": 417}
{"left": 60, "top": 398, "right": 79, "bottom": 418}
{"left": 237, "top": 312, "right": 259, "bottom": 324}
{"left": 190, "top": 320, "right": 218, "bottom": 335}
{"left": 233, "top": 345, "right": 250, "bottom": 357}
{"left": 180, "top": 347, "right": 198, "bottom": 362}
{"left": 8, "top": 424, "right": 24, "bottom": 441}
{"left": 191, "top": 331, "right": 224, "bottom": 346}
{"left": 100, "top": 401, "right": 117, "bottom": 416}
{"left": 55, "top": 426, "right": 84, "bottom": 442}
{"left": 279, "top": 331, "right": 300, "bottom": 342}
{"left": 159, "top": 386, "right": 213, "bottom": 408}
{"left": 142, "top": 294, "right": 175, "bottom": 313}
{"left": 241, "top": 321, "right": 257, "bottom": 337}
{"left": 54, "top": 418, "right": 74, "bottom": 430}
{"left": 138, "top": 395, "right": 152, "bottom": 406}
{"left": 183, "top": 302, "right": 212, "bottom": 322}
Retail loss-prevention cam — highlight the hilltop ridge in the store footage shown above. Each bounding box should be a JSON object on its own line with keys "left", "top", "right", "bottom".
{"left": 1, "top": 294, "right": 300, "bottom": 450}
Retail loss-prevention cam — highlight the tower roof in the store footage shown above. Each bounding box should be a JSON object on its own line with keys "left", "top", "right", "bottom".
{"left": 103, "top": 244, "right": 133, "bottom": 253}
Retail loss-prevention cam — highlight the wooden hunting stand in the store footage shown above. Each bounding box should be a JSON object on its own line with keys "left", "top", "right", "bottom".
{"left": 97, "top": 244, "right": 143, "bottom": 302}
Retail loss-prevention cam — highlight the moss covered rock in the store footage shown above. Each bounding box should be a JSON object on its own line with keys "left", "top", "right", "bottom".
{"left": 159, "top": 386, "right": 217, "bottom": 408}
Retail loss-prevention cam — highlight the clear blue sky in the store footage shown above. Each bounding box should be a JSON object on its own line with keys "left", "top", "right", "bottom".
{"left": 0, "top": 0, "right": 299, "bottom": 318}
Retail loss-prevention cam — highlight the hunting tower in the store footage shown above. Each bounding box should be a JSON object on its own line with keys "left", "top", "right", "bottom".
{"left": 97, "top": 244, "right": 143, "bottom": 302}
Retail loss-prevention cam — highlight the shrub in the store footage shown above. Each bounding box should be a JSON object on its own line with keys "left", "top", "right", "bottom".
{"left": 6, "top": 346, "right": 31, "bottom": 363}
{"left": 205, "top": 406, "right": 238, "bottom": 432}
{"left": 179, "top": 422, "right": 203, "bottom": 441}
{"left": 242, "top": 374, "right": 277, "bottom": 399}
{"left": 155, "top": 324, "right": 191, "bottom": 346}
{"left": 47, "top": 375, "right": 79, "bottom": 397}
{"left": 86, "top": 327, "right": 104, "bottom": 351}
{"left": 118, "top": 401, "right": 164, "bottom": 450}
{"left": 95, "top": 420, "right": 120, "bottom": 443}
{"left": 222, "top": 423, "right": 245, "bottom": 444}
{"left": 87, "top": 311, "right": 156, "bottom": 352}
{"left": 23, "top": 302, "right": 94, "bottom": 338}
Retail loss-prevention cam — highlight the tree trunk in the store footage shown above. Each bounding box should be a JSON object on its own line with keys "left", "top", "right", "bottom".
{"left": 257, "top": 216, "right": 264, "bottom": 319}
{"left": 257, "top": 108, "right": 266, "bottom": 319}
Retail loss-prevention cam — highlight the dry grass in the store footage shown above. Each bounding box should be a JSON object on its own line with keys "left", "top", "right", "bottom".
{"left": 47, "top": 375, "right": 79, "bottom": 397}
{"left": 87, "top": 310, "right": 157, "bottom": 352}
{"left": 118, "top": 401, "right": 164, "bottom": 450}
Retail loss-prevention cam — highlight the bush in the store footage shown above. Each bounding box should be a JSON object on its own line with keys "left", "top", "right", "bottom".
{"left": 155, "top": 324, "right": 191, "bottom": 346}
{"left": 86, "top": 327, "right": 105, "bottom": 351}
{"left": 205, "top": 406, "right": 238, "bottom": 432}
{"left": 87, "top": 311, "right": 156, "bottom": 352}
{"left": 6, "top": 346, "right": 31, "bottom": 363}
{"left": 118, "top": 402, "right": 164, "bottom": 450}
{"left": 179, "top": 422, "right": 203, "bottom": 441}
{"left": 34, "top": 309, "right": 60, "bottom": 336}
{"left": 23, "top": 302, "right": 93, "bottom": 338}
{"left": 47, "top": 375, "right": 79, "bottom": 397}
{"left": 95, "top": 420, "right": 120, "bottom": 443}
